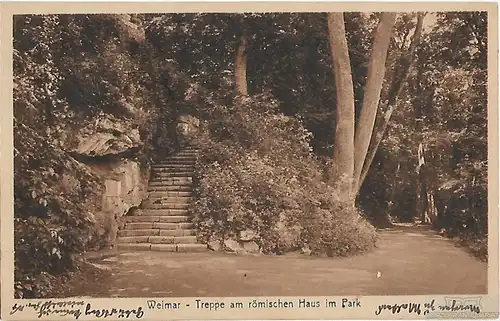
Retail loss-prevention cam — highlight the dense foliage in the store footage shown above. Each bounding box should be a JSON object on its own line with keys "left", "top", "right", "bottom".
{"left": 190, "top": 92, "right": 378, "bottom": 255}
{"left": 148, "top": 12, "right": 488, "bottom": 258}
{"left": 12, "top": 11, "right": 489, "bottom": 298}
{"left": 359, "top": 12, "right": 488, "bottom": 258}
{"left": 13, "top": 120, "right": 103, "bottom": 298}
{"left": 13, "top": 14, "right": 187, "bottom": 298}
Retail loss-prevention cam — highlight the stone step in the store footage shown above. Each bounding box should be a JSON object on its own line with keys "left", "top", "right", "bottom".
{"left": 123, "top": 216, "right": 191, "bottom": 223}
{"left": 161, "top": 155, "right": 197, "bottom": 158}
{"left": 155, "top": 163, "right": 195, "bottom": 167}
{"left": 150, "top": 179, "right": 193, "bottom": 184}
{"left": 150, "top": 178, "right": 193, "bottom": 183}
{"left": 150, "top": 236, "right": 197, "bottom": 244}
{"left": 149, "top": 172, "right": 194, "bottom": 179}
{"left": 117, "top": 236, "right": 149, "bottom": 243}
{"left": 151, "top": 172, "right": 194, "bottom": 176}
{"left": 140, "top": 209, "right": 189, "bottom": 216}
{"left": 146, "top": 197, "right": 191, "bottom": 205}
{"left": 147, "top": 194, "right": 192, "bottom": 200}
{"left": 116, "top": 243, "right": 207, "bottom": 252}
{"left": 178, "top": 148, "right": 200, "bottom": 152}
{"left": 162, "top": 229, "right": 196, "bottom": 236}
{"left": 151, "top": 173, "right": 195, "bottom": 178}
{"left": 156, "top": 159, "right": 197, "bottom": 165}
{"left": 119, "top": 229, "right": 157, "bottom": 237}
{"left": 153, "top": 161, "right": 195, "bottom": 165}
{"left": 148, "top": 191, "right": 192, "bottom": 197}
{"left": 151, "top": 168, "right": 195, "bottom": 174}
{"left": 146, "top": 203, "right": 190, "bottom": 210}
{"left": 172, "top": 152, "right": 199, "bottom": 157}
{"left": 145, "top": 201, "right": 190, "bottom": 209}
{"left": 125, "top": 215, "right": 191, "bottom": 223}
{"left": 151, "top": 161, "right": 196, "bottom": 168}
{"left": 117, "top": 235, "right": 197, "bottom": 244}
{"left": 152, "top": 163, "right": 195, "bottom": 168}
{"left": 151, "top": 173, "right": 194, "bottom": 178}
{"left": 174, "top": 155, "right": 198, "bottom": 159}
{"left": 124, "top": 216, "right": 190, "bottom": 223}
{"left": 118, "top": 229, "right": 196, "bottom": 237}
{"left": 148, "top": 180, "right": 192, "bottom": 186}
{"left": 152, "top": 168, "right": 195, "bottom": 174}
{"left": 150, "top": 177, "right": 193, "bottom": 182}
{"left": 160, "top": 215, "right": 191, "bottom": 223}
{"left": 124, "top": 222, "right": 194, "bottom": 230}
{"left": 151, "top": 171, "right": 195, "bottom": 178}
{"left": 149, "top": 173, "right": 193, "bottom": 183}
{"left": 152, "top": 244, "right": 207, "bottom": 252}
{"left": 115, "top": 243, "right": 152, "bottom": 251}
{"left": 149, "top": 177, "right": 193, "bottom": 183}
{"left": 164, "top": 155, "right": 198, "bottom": 159}
{"left": 147, "top": 197, "right": 192, "bottom": 204}
{"left": 147, "top": 184, "right": 192, "bottom": 190}
{"left": 148, "top": 185, "right": 192, "bottom": 192}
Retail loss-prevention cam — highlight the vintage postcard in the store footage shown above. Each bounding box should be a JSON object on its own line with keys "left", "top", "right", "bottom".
{"left": 1, "top": 1, "right": 498, "bottom": 320}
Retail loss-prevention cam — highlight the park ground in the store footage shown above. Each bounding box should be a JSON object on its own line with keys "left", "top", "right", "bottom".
{"left": 58, "top": 223, "right": 487, "bottom": 298}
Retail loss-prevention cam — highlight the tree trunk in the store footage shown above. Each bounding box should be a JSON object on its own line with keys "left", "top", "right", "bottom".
{"left": 415, "top": 142, "right": 426, "bottom": 223}
{"left": 386, "top": 162, "right": 400, "bottom": 225}
{"left": 352, "top": 12, "right": 397, "bottom": 194}
{"left": 434, "top": 191, "right": 446, "bottom": 228}
{"left": 234, "top": 30, "right": 248, "bottom": 97}
{"left": 426, "top": 192, "right": 438, "bottom": 225}
{"left": 327, "top": 13, "right": 355, "bottom": 202}
{"left": 357, "top": 13, "right": 426, "bottom": 192}
{"left": 415, "top": 178, "right": 423, "bottom": 224}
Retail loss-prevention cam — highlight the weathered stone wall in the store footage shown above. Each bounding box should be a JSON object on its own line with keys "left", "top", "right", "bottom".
{"left": 65, "top": 114, "right": 150, "bottom": 248}
{"left": 98, "top": 160, "right": 149, "bottom": 244}
{"left": 176, "top": 115, "right": 200, "bottom": 147}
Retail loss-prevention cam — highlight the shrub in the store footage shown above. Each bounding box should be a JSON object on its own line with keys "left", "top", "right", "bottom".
{"left": 12, "top": 14, "right": 188, "bottom": 298}
{"left": 191, "top": 93, "right": 378, "bottom": 256}
{"left": 14, "top": 121, "right": 103, "bottom": 298}
{"left": 437, "top": 177, "right": 488, "bottom": 261}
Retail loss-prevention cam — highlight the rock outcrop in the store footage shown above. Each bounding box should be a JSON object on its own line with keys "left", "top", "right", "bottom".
{"left": 72, "top": 115, "right": 142, "bottom": 157}
{"left": 176, "top": 115, "right": 200, "bottom": 147}
{"left": 99, "top": 160, "right": 149, "bottom": 245}
{"left": 207, "top": 229, "right": 262, "bottom": 255}
{"left": 115, "top": 14, "right": 145, "bottom": 42}
{"left": 65, "top": 115, "right": 150, "bottom": 246}
{"left": 206, "top": 215, "right": 302, "bottom": 255}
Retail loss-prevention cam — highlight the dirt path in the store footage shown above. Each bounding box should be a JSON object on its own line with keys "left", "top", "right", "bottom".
{"left": 75, "top": 224, "right": 487, "bottom": 297}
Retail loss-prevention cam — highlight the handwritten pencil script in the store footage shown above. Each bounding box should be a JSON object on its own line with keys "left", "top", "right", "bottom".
{"left": 375, "top": 297, "right": 484, "bottom": 317}
{"left": 10, "top": 300, "right": 144, "bottom": 319}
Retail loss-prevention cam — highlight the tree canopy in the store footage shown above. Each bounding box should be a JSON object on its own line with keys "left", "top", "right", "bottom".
{"left": 13, "top": 11, "right": 489, "bottom": 298}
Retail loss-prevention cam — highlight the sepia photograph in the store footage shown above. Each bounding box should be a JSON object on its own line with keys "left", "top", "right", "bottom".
{"left": 1, "top": 2, "right": 498, "bottom": 320}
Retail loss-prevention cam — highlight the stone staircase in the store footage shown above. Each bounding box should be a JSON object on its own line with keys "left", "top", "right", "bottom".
{"left": 116, "top": 146, "right": 207, "bottom": 252}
